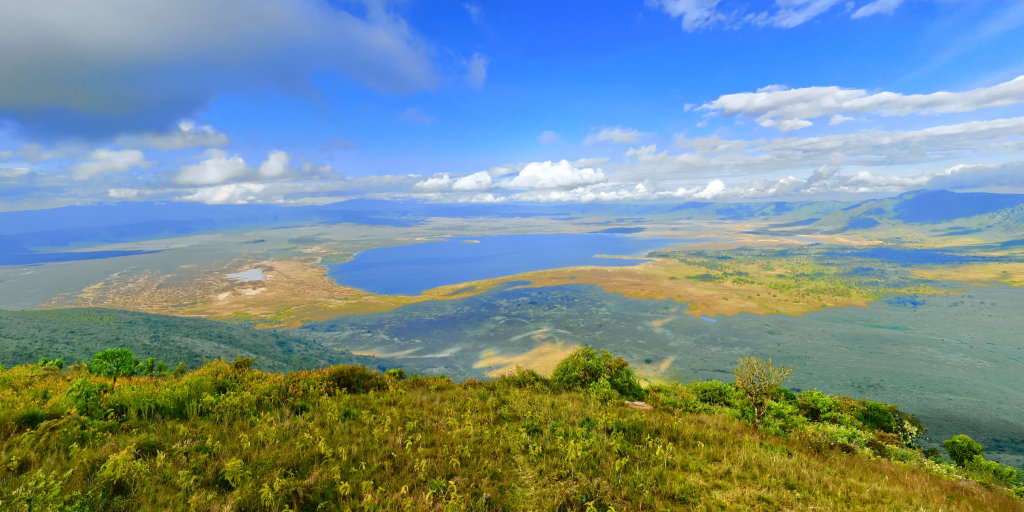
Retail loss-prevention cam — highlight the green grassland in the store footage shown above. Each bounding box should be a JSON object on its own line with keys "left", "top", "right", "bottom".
{"left": 1, "top": 351, "right": 1021, "bottom": 511}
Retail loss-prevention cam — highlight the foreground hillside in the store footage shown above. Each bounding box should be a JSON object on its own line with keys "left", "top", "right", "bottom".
{"left": 1, "top": 352, "right": 1021, "bottom": 511}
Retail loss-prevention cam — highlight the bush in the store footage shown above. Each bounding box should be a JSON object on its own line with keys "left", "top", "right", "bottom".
{"left": 858, "top": 401, "right": 896, "bottom": 433}
{"left": 324, "top": 365, "right": 388, "bottom": 394}
{"left": 687, "top": 380, "right": 739, "bottom": 407}
{"left": 66, "top": 378, "right": 106, "bottom": 419}
{"left": 493, "top": 366, "right": 548, "bottom": 389}
{"left": 797, "top": 390, "right": 838, "bottom": 422}
{"left": 965, "top": 455, "right": 1019, "bottom": 487}
{"left": 647, "top": 384, "right": 704, "bottom": 413}
{"left": 943, "top": 434, "right": 983, "bottom": 467}
{"left": 551, "top": 346, "right": 645, "bottom": 401}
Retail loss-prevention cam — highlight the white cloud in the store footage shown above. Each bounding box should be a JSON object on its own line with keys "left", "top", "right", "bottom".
{"left": 537, "top": 130, "right": 562, "bottom": 145}
{"left": 852, "top": 0, "right": 904, "bottom": 18}
{"left": 646, "top": 0, "right": 723, "bottom": 30}
{"left": 702, "top": 74, "right": 1024, "bottom": 130}
{"left": 399, "top": 107, "right": 436, "bottom": 124}
{"left": 617, "top": 116, "right": 1024, "bottom": 181}
{"left": 173, "top": 149, "right": 249, "bottom": 186}
{"left": 121, "top": 120, "right": 229, "bottom": 150}
{"left": 414, "top": 174, "right": 453, "bottom": 191}
{"left": 583, "top": 127, "right": 646, "bottom": 145}
{"left": 258, "top": 150, "right": 292, "bottom": 179}
{"left": 511, "top": 182, "right": 652, "bottom": 202}
{"left": 70, "top": 149, "right": 151, "bottom": 180}
{"left": 504, "top": 160, "right": 606, "bottom": 189}
{"left": 108, "top": 188, "right": 140, "bottom": 199}
{"left": 465, "top": 53, "right": 488, "bottom": 87}
{"left": 767, "top": 0, "right": 843, "bottom": 28}
{"left": 0, "top": 0, "right": 437, "bottom": 136}
{"left": 452, "top": 170, "right": 493, "bottom": 191}
{"left": 650, "top": 0, "right": 930, "bottom": 31}
{"left": 694, "top": 179, "right": 725, "bottom": 199}
{"left": 463, "top": 3, "right": 483, "bottom": 24}
{"left": 0, "top": 167, "right": 30, "bottom": 178}
{"left": 179, "top": 183, "right": 267, "bottom": 205}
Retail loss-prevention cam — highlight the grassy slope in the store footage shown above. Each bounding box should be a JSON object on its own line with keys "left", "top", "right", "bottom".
{"left": 0, "top": 362, "right": 1020, "bottom": 511}
{"left": 0, "top": 308, "right": 385, "bottom": 372}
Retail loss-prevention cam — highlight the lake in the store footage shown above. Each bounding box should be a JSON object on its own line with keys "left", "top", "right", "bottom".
{"left": 326, "top": 233, "right": 680, "bottom": 295}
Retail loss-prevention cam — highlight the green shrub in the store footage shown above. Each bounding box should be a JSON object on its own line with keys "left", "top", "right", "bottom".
{"left": 385, "top": 368, "right": 406, "bottom": 380}
{"left": 494, "top": 366, "right": 548, "bottom": 389}
{"left": 687, "top": 380, "right": 738, "bottom": 407}
{"left": 943, "top": 434, "right": 984, "bottom": 467}
{"left": 797, "top": 390, "right": 838, "bottom": 422}
{"left": 647, "top": 384, "right": 704, "bottom": 413}
{"left": 551, "top": 346, "right": 645, "bottom": 400}
{"left": 858, "top": 401, "right": 896, "bottom": 433}
{"left": 324, "top": 365, "right": 388, "bottom": 394}
{"left": 758, "top": 400, "right": 807, "bottom": 436}
{"left": 965, "top": 455, "right": 1018, "bottom": 487}
{"left": 66, "top": 378, "right": 105, "bottom": 419}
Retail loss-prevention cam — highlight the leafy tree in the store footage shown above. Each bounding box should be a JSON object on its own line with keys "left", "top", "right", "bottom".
{"left": 943, "top": 434, "right": 983, "bottom": 467}
{"left": 733, "top": 354, "right": 793, "bottom": 428}
{"left": 87, "top": 348, "right": 139, "bottom": 386}
{"left": 551, "top": 346, "right": 645, "bottom": 400}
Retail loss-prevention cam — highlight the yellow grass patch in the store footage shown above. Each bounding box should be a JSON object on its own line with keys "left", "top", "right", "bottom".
{"left": 474, "top": 341, "right": 580, "bottom": 377}
{"left": 912, "top": 262, "right": 1024, "bottom": 287}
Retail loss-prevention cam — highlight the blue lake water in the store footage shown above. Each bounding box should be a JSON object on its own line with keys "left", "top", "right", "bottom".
{"left": 326, "top": 234, "right": 680, "bottom": 295}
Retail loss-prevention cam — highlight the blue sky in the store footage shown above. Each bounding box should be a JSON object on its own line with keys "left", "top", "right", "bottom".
{"left": 1, "top": 0, "right": 1024, "bottom": 210}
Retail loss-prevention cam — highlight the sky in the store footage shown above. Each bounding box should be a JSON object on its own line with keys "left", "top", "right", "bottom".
{"left": 1, "top": 0, "right": 1024, "bottom": 210}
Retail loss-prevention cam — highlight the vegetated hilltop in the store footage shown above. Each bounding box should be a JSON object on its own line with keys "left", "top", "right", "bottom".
{"left": 1, "top": 348, "right": 1021, "bottom": 511}
{"left": 0, "top": 308, "right": 386, "bottom": 373}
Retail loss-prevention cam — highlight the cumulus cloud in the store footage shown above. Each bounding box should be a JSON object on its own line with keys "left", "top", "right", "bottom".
{"left": 173, "top": 149, "right": 250, "bottom": 186}
{"left": 120, "top": 120, "right": 229, "bottom": 150}
{"left": 465, "top": 53, "right": 488, "bottom": 87}
{"left": 504, "top": 160, "right": 606, "bottom": 189}
{"left": 702, "top": 74, "right": 1024, "bottom": 131}
{"left": 414, "top": 174, "right": 454, "bottom": 191}
{"left": 258, "top": 150, "right": 293, "bottom": 179}
{"left": 453, "top": 171, "right": 493, "bottom": 191}
{"left": 583, "top": 127, "right": 646, "bottom": 145}
{"left": 70, "top": 149, "right": 151, "bottom": 180}
{"left": 179, "top": 183, "right": 268, "bottom": 205}
{"left": 694, "top": 179, "right": 725, "bottom": 199}
{"left": 537, "top": 130, "right": 562, "bottom": 145}
{"left": 0, "top": 0, "right": 436, "bottom": 137}
{"left": 617, "top": 116, "right": 1024, "bottom": 181}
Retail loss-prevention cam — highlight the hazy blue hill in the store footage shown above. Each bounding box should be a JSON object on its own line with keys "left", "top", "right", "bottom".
{"left": 0, "top": 202, "right": 417, "bottom": 265}
{"left": 0, "top": 308, "right": 386, "bottom": 372}
{"left": 893, "top": 190, "right": 1024, "bottom": 224}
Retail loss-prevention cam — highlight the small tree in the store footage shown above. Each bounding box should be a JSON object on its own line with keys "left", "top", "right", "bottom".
{"left": 734, "top": 354, "right": 793, "bottom": 428}
{"left": 88, "top": 348, "right": 139, "bottom": 387}
{"left": 551, "top": 346, "right": 645, "bottom": 401}
{"left": 944, "top": 434, "right": 983, "bottom": 467}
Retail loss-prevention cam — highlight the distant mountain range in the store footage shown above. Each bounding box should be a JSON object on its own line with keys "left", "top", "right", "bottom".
{"left": 2, "top": 190, "right": 1023, "bottom": 266}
